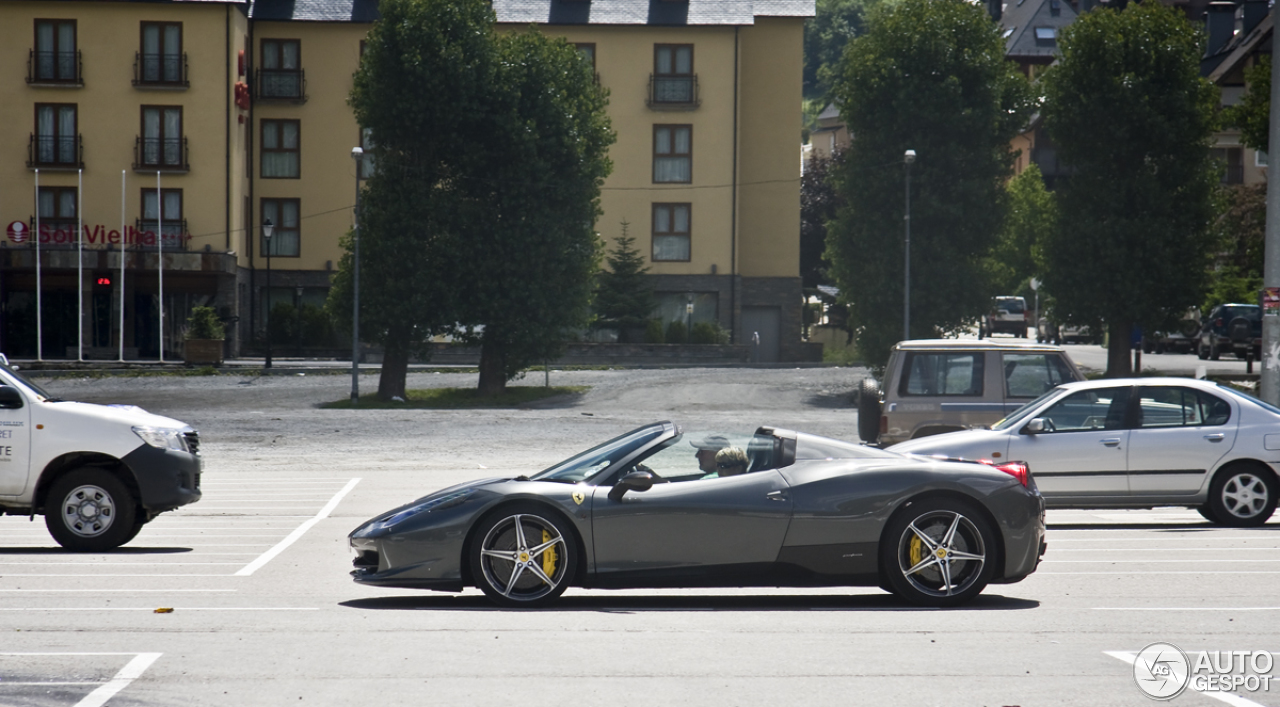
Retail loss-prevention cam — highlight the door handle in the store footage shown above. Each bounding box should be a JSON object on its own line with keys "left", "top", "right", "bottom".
{"left": 766, "top": 490, "right": 788, "bottom": 502}
{"left": 1100, "top": 438, "right": 1121, "bottom": 447}
{"left": 1204, "top": 433, "right": 1225, "bottom": 442}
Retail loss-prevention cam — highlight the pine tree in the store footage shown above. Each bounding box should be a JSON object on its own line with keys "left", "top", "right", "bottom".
{"left": 595, "top": 221, "right": 655, "bottom": 339}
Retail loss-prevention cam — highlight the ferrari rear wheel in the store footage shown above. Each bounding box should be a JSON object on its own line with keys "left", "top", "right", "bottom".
{"left": 470, "top": 505, "right": 577, "bottom": 608}
{"left": 881, "top": 498, "right": 996, "bottom": 607}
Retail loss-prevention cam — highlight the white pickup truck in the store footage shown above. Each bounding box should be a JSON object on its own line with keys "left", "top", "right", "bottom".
{"left": 0, "top": 356, "right": 201, "bottom": 550}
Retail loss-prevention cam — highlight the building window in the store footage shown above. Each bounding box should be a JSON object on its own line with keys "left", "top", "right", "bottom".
{"left": 139, "top": 106, "right": 185, "bottom": 169}
{"left": 1256, "top": 150, "right": 1268, "bottom": 167}
{"left": 652, "top": 203, "right": 691, "bottom": 262}
{"left": 261, "top": 198, "right": 300, "bottom": 257}
{"left": 37, "top": 186, "right": 78, "bottom": 237}
{"left": 1212, "top": 147, "right": 1244, "bottom": 184}
{"left": 652, "top": 45, "right": 695, "bottom": 105}
{"left": 258, "top": 39, "right": 304, "bottom": 99}
{"left": 32, "top": 104, "right": 79, "bottom": 167}
{"left": 575, "top": 43, "right": 596, "bottom": 69}
{"left": 32, "top": 19, "right": 79, "bottom": 84}
{"left": 261, "top": 119, "right": 300, "bottom": 178}
{"left": 654, "top": 125, "right": 691, "bottom": 183}
{"left": 359, "top": 127, "right": 377, "bottom": 180}
{"left": 138, "top": 22, "right": 185, "bottom": 86}
{"left": 141, "top": 189, "right": 185, "bottom": 247}
{"left": 1034, "top": 27, "right": 1056, "bottom": 41}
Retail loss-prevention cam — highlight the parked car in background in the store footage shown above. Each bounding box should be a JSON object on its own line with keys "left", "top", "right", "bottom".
{"left": 856, "top": 339, "right": 1084, "bottom": 446}
{"left": 1037, "top": 318, "right": 1098, "bottom": 345}
{"left": 890, "top": 378, "right": 1280, "bottom": 527}
{"left": 1144, "top": 307, "right": 1201, "bottom": 355}
{"left": 1198, "top": 303, "right": 1261, "bottom": 361}
{"left": 980, "top": 296, "right": 1028, "bottom": 338}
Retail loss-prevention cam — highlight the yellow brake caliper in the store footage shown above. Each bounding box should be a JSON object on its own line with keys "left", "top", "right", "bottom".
{"left": 909, "top": 535, "right": 924, "bottom": 567}
{"left": 541, "top": 529, "right": 558, "bottom": 580}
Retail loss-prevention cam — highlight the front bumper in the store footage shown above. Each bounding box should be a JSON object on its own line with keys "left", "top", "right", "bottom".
{"left": 122, "top": 444, "right": 202, "bottom": 513}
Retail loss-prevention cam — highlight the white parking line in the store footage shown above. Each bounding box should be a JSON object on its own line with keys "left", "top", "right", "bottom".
{"left": 1039, "top": 571, "right": 1280, "bottom": 575}
{"left": 0, "top": 607, "right": 318, "bottom": 611}
{"left": 234, "top": 478, "right": 360, "bottom": 577}
{"left": 1095, "top": 607, "right": 1280, "bottom": 611}
{"left": 1043, "top": 559, "right": 1280, "bottom": 563}
{"left": 0, "top": 652, "right": 163, "bottom": 707}
{"left": 1105, "top": 651, "right": 1270, "bottom": 707}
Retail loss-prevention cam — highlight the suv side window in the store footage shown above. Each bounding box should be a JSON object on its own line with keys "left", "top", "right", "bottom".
{"left": 900, "top": 352, "right": 984, "bottom": 396}
{"left": 1003, "top": 353, "right": 1075, "bottom": 398}
{"left": 1137, "top": 386, "right": 1231, "bottom": 428}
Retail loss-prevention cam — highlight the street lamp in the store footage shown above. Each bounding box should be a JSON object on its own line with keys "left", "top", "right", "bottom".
{"left": 903, "top": 149, "right": 915, "bottom": 341}
{"left": 263, "top": 217, "right": 274, "bottom": 370}
{"left": 685, "top": 293, "right": 694, "bottom": 344}
{"left": 350, "top": 146, "right": 363, "bottom": 404}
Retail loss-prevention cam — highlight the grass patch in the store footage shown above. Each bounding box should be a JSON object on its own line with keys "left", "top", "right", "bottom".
{"left": 321, "top": 385, "right": 589, "bottom": 409}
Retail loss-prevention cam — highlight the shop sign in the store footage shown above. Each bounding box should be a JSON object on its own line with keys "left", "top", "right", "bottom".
{"left": 4, "top": 222, "right": 189, "bottom": 248}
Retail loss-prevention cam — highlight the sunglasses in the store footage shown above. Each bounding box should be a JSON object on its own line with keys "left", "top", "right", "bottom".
{"left": 717, "top": 461, "right": 743, "bottom": 469}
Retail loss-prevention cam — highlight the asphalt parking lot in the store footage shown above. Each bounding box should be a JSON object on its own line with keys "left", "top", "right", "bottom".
{"left": 1, "top": 366, "right": 1277, "bottom": 706}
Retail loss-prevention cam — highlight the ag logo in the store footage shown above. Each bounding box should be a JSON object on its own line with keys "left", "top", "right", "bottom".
{"left": 571, "top": 491, "right": 585, "bottom": 505}
{"left": 1133, "top": 642, "right": 1190, "bottom": 700}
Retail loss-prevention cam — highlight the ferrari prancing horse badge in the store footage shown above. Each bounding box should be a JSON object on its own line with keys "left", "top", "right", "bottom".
{"left": 572, "top": 491, "right": 585, "bottom": 505}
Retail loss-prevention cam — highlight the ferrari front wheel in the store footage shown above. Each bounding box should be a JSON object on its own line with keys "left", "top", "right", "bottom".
{"left": 881, "top": 498, "right": 997, "bottom": 607}
{"left": 470, "top": 505, "right": 577, "bottom": 608}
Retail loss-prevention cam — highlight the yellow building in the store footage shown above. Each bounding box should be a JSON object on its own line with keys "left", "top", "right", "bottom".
{"left": 0, "top": 0, "right": 812, "bottom": 362}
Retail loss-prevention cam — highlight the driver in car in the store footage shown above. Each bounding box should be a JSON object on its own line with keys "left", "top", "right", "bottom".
{"left": 691, "top": 434, "right": 730, "bottom": 475}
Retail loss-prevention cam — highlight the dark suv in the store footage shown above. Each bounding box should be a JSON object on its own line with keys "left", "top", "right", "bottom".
{"left": 1197, "top": 303, "right": 1261, "bottom": 360}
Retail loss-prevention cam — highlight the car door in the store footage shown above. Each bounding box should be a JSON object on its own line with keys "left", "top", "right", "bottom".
{"left": 590, "top": 469, "right": 793, "bottom": 576}
{"left": 1004, "top": 386, "right": 1133, "bottom": 500}
{"left": 1127, "top": 385, "right": 1236, "bottom": 498}
{"left": 0, "top": 383, "right": 33, "bottom": 497}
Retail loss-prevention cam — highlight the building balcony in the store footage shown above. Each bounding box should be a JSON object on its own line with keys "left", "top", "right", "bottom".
{"left": 254, "top": 68, "right": 307, "bottom": 102}
{"left": 133, "top": 219, "right": 190, "bottom": 249}
{"left": 27, "top": 49, "right": 83, "bottom": 86}
{"left": 27, "top": 134, "right": 83, "bottom": 170}
{"left": 133, "top": 136, "right": 189, "bottom": 173}
{"left": 648, "top": 74, "right": 699, "bottom": 110}
{"left": 134, "top": 52, "right": 189, "bottom": 89}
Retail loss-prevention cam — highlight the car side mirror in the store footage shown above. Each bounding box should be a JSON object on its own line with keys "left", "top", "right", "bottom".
{"left": 608, "top": 471, "right": 655, "bottom": 502}
{"left": 1023, "top": 418, "right": 1047, "bottom": 435}
{"left": 0, "top": 385, "right": 23, "bottom": 410}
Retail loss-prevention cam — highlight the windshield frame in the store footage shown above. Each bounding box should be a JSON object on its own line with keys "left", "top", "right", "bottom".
{"left": 0, "top": 361, "right": 58, "bottom": 402}
{"left": 530, "top": 422, "right": 673, "bottom": 485}
{"left": 991, "top": 386, "right": 1070, "bottom": 430}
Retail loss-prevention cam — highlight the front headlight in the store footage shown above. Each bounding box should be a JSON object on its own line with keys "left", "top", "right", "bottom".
{"left": 376, "top": 489, "right": 475, "bottom": 528}
{"left": 133, "top": 426, "right": 189, "bottom": 452}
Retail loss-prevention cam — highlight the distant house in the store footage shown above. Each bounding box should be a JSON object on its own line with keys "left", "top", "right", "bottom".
{"left": 1202, "top": 0, "right": 1271, "bottom": 187}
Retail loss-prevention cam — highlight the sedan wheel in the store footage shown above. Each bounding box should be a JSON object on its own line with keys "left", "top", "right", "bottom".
{"left": 44, "top": 469, "right": 138, "bottom": 552}
{"left": 1208, "top": 467, "right": 1278, "bottom": 527}
{"left": 470, "top": 505, "right": 576, "bottom": 607}
{"left": 881, "top": 498, "right": 996, "bottom": 607}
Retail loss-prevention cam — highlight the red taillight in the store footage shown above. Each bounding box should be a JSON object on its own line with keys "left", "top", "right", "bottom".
{"left": 978, "top": 459, "right": 1030, "bottom": 487}
{"left": 1215, "top": 318, "right": 1224, "bottom": 328}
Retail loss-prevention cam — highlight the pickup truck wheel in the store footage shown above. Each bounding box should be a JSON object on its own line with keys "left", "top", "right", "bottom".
{"left": 45, "top": 469, "right": 138, "bottom": 552}
{"left": 857, "top": 378, "right": 881, "bottom": 444}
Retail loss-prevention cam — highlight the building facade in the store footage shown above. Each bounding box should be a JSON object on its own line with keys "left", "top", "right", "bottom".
{"left": 0, "top": 0, "right": 811, "bottom": 362}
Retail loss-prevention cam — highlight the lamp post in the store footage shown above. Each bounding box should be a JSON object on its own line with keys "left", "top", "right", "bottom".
{"left": 903, "top": 149, "right": 915, "bottom": 341}
{"left": 685, "top": 293, "right": 694, "bottom": 343}
{"left": 263, "top": 217, "right": 274, "bottom": 370}
{"left": 350, "top": 146, "right": 363, "bottom": 405}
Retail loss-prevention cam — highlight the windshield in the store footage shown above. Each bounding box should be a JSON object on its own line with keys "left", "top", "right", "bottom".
{"left": 0, "top": 362, "right": 58, "bottom": 402}
{"left": 992, "top": 386, "right": 1069, "bottom": 430}
{"left": 530, "top": 424, "right": 667, "bottom": 484}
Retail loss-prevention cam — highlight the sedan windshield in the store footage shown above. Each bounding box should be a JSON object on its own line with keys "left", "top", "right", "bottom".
{"left": 992, "top": 387, "right": 1069, "bottom": 430}
{"left": 531, "top": 424, "right": 667, "bottom": 484}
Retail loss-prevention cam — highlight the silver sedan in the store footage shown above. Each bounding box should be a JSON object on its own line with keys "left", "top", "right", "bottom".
{"left": 890, "top": 378, "right": 1280, "bottom": 526}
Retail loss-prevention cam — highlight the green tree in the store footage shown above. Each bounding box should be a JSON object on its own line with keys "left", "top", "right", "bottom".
{"left": 1206, "top": 184, "right": 1266, "bottom": 309}
{"left": 594, "top": 221, "right": 655, "bottom": 340}
{"left": 1226, "top": 61, "right": 1269, "bottom": 153}
{"left": 985, "top": 163, "right": 1055, "bottom": 295}
{"left": 1040, "top": 2, "right": 1220, "bottom": 376}
{"left": 825, "top": 0, "right": 1032, "bottom": 366}
{"left": 450, "top": 30, "right": 614, "bottom": 395}
{"left": 804, "top": 0, "right": 885, "bottom": 98}
{"left": 800, "top": 149, "right": 843, "bottom": 291}
{"left": 334, "top": 0, "right": 496, "bottom": 399}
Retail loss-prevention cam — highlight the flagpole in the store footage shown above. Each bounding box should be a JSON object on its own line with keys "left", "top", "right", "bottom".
{"left": 77, "top": 168, "right": 84, "bottom": 362}
{"left": 157, "top": 171, "right": 164, "bottom": 363}
{"left": 34, "top": 169, "right": 42, "bottom": 362}
{"left": 119, "top": 170, "right": 126, "bottom": 362}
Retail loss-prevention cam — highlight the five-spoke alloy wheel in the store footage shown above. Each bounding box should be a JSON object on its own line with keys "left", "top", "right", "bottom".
{"left": 44, "top": 468, "right": 138, "bottom": 552}
{"left": 1208, "top": 466, "right": 1278, "bottom": 527}
{"left": 881, "top": 498, "right": 997, "bottom": 607}
{"left": 470, "top": 504, "right": 577, "bottom": 608}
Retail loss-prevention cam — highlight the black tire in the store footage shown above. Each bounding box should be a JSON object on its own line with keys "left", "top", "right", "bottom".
{"left": 1207, "top": 465, "right": 1278, "bottom": 527}
{"left": 1197, "top": 341, "right": 1209, "bottom": 360}
{"left": 880, "top": 497, "right": 997, "bottom": 607}
{"left": 1209, "top": 341, "right": 1221, "bottom": 361}
{"left": 1141, "top": 340, "right": 1153, "bottom": 354}
{"left": 857, "top": 378, "right": 881, "bottom": 444}
{"left": 469, "top": 504, "right": 577, "bottom": 608}
{"left": 1196, "top": 505, "right": 1221, "bottom": 524}
{"left": 44, "top": 469, "right": 138, "bottom": 552}
{"left": 120, "top": 517, "right": 147, "bottom": 545}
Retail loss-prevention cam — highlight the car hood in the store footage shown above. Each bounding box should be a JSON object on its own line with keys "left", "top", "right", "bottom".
{"left": 42, "top": 400, "right": 190, "bottom": 430}
{"left": 889, "top": 428, "right": 1007, "bottom": 457}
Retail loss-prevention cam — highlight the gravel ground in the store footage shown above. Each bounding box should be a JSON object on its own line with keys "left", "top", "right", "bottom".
{"left": 36, "top": 365, "right": 871, "bottom": 493}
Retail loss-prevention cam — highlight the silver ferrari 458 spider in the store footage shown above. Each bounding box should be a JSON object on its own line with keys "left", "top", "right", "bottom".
{"left": 348, "top": 422, "right": 1045, "bottom": 607}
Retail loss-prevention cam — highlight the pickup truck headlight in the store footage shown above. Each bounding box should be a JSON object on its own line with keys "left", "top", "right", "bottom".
{"left": 133, "top": 426, "right": 190, "bottom": 452}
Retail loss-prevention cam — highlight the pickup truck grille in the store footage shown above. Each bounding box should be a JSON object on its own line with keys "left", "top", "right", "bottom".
{"left": 183, "top": 431, "right": 200, "bottom": 455}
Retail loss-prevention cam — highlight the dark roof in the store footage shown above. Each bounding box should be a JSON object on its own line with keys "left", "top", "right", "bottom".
{"left": 1203, "top": 9, "right": 1272, "bottom": 80}
{"left": 1000, "top": 0, "right": 1076, "bottom": 59}
{"left": 249, "top": 0, "right": 812, "bottom": 24}
{"left": 250, "top": 0, "right": 381, "bottom": 22}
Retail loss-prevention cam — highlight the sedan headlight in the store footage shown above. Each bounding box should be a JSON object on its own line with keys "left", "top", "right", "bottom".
{"left": 377, "top": 489, "right": 475, "bottom": 528}
{"left": 133, "top": 426, "right": 190, "bottom": 452}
